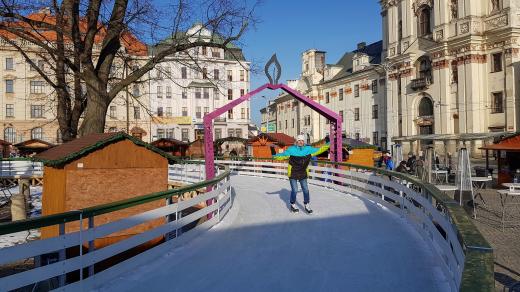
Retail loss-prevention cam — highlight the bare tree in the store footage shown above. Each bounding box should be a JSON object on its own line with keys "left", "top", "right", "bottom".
{"left": 0, "top": 0, "right": 257, "bottom": 141}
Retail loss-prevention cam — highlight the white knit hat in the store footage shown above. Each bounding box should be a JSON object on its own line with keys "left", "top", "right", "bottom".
{"left": 296, "top": 134, "right": 305, "bottom": 142}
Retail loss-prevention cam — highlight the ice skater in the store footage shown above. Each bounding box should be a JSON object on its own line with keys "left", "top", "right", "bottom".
{"left": 271, "top": 135, "right": 329, "bottom": 213}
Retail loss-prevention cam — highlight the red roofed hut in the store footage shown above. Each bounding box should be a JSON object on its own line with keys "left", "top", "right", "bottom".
{"left": 35, "top": 132, "right": 172, "bottom": 248}
{"left": 151, "top": 138, "right": 189, "bottom": 157}
{"left": 480, "top": 133, "right": 520, "bottom": 185}
{"left": 248, "top": 133, "right": 295, "bottom": 159}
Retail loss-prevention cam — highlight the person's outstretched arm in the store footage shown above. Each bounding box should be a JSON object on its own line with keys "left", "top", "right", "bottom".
{"left": 272, "top": 146, "right": 294, "bottom": 160}
{"left": 309, "top": 143, "right": 330, "bottom": 157}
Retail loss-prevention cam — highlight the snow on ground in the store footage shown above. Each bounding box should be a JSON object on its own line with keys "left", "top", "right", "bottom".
{"left": 98, "top": 175, "right": 450, "bottom": 292}
{"left": 0, "top": 185, "right": 42, "bottom": 248}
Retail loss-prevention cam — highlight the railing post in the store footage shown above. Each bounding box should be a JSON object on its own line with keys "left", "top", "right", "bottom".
{"left": 58, "top": 222, "right": 66, "bottom": 287}
{"left": 88, "top": 217, "right": 95, "bottom": 277}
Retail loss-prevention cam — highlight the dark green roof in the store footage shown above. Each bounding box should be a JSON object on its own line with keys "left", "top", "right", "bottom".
{"left": 34, "top": 132, "right": 178, "bottom": 167}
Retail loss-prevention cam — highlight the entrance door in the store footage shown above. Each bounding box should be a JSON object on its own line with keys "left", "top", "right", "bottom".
{"left": 195, "top": 129, "right": 204, "bottom": 140}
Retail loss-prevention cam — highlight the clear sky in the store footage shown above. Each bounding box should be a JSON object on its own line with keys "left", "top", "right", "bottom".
{"left": 240, "top": 1, "right": 383, "bottom": 126}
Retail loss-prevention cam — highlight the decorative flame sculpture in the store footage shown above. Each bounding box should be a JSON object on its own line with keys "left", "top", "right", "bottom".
{"left": 265, "top": 54, "right": 282, "bottom": 85}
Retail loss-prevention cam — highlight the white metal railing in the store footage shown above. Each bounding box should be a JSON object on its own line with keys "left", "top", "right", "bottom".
{"left": 0, "top": 163, "right": 232, "bottom": 291}
{"left": 213, "top": 160, "right": 465, "bottom": 291}
{"left": 0, "top": 160, "right": 43, "bottom": 177}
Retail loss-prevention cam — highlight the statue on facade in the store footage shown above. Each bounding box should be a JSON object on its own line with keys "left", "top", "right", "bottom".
{"left": 450, "top": 0, "right": 458, "bottom": 19}
{"left": 491, "top": 0, "right": 500, "bottom": 11}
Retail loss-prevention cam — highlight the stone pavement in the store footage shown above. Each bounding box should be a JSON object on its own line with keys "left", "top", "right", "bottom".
{"left": 470, "top": 188, "right": 520, "bottom": 291}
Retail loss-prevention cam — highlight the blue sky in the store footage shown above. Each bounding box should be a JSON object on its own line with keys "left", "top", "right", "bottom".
{"left": 240, "top": 1, "right": 383, "bottom": 126}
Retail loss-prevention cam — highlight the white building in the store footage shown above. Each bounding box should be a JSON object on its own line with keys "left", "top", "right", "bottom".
{"left": 260, "top": 42, "right": 386, "bottom": 148}
{"left": 148, "top": 25, "right": 251, "bottom": 143}
{"left": 381, "top": 0, "right": 520, "bottom": 155}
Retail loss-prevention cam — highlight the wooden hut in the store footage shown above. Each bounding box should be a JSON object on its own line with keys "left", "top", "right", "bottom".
{"left": 0, "top": 139, "right": 11, "bottom": 158}
{"left": 14, "top": 139, "right": 54, "bottom": 156}
{"left": 480, "top": 133, "right": 520, "bottom": 185}
{"left": 188, "top": 139, "right": 205, "bottom": 158}
{"left": 151, "top": 138, "right": 189, "bottom": 157}
{"left": 312, "top": 136, "right": 378, "bottom": 167}
{"left": 248, "top": 133, "right": 295, "bottom": 158}
{"left": 215, "top": 137, "right": 249, "bottom": 158}
{"left": 34, "top": 132, "right": 172, "bottom": 248}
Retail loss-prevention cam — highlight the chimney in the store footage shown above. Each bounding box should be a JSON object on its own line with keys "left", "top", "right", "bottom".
{"left": 357, "top": 42, "right": 366, "bottom": 51}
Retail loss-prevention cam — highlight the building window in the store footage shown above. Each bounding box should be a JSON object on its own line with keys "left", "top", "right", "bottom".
{"left": 398, "top": 20, "right": 403, "bottom": 41}
{"left": 372, "top": 80, "right": 378, "bottom": 93}
{"left": 166, "top": 129, "right": 174, "bottom": 139}
{"left": 215, "top": 128, "right": 222, "bottom": 139}
{"left": 4, "top": 127, "right": 15, "bottom": 143}
{"left": 236, "top": 129, "right": 243, "bottom": 138}
{"left": 196, "top": 106, "right": 202, "bottom": 119}
{"left": 5, "top": 57, "right": 13, "bottom": 70}
{"left": 418, "top": 57, "right": 433, "bottom": 82}
{"left": 451, "top": 0, "right": 458, "bottom": 19}
{"left": 492, "top": 52, "right": 503, "bottom": 73}
{"left": 228, "top": 109, "right": 233, "bottom": 119}
{"left": 304, "top": 115, "right": 310, "bottom": 126}
{"left": 339, "top": 110, "right": 344, "bottom": 122}
{"left": 339, "top": 88, "right": 344, "bottom": 101}
{"left": 397, "top": 77, "right": 402, "bottom": 95}
{"left": 491, "top": 92, "right": 504, "bottom": 113}
{"left": 134, "top": 107, "right": 140, "bottom": 119}
{"left": 354, "top": 108, "right": 360, "bottom": 121}
{"left": 292, "top": 119, "right": 295, "bottom": 128}
{"left": 326, "top": 92, "right": 330, "bottom": 103}
{"left": 354, "top": 85, "right": 359, "bottom": 97}
{"left": 214, "top": 69, "right": 219, "bottom": 80}
{"left": 418, "top": 6, "right": 432, "bottom": 36}
{"left": 5, "top": 79, "right": 14, "bottom": 93}
{"left": 285, "top": 120, "right": 288, "bottom": 129}
{"left": 30, "top": 80, "right": 45, "bottom": 93}
{"left": 212, "top": 48, "right": 221, "bottom": 58}
{"left": 166, "top": 107, "right": 172, "bottom": 117}
{"left": 182, "top": 88, "right": 187, "bottom": 99}
{"left": 228, "top": 129, "right": 235, "bottom": 137}
{"left": 355, "top": 133, "right": 360, "bottom": 141}
{"left": 372, "top": 105, "right": 378, "bottom": 119}
{"left": 166, "top": 86, "right": 172, "bottom": 98}
{"left": 181, "top": 129, "right": 189, "bottom": 141}
{"left": 227, "top": 70, "right": 233, "bottom": 81}
{"left": 228, "top": 89, "right": 233, "bottom": 100}
{"left": 241, "top": 108, "right": 246, "bottom": 119}
{"left": 214, "top": 88, "right": 219, "bottom": 100}
{"left": 203, "top": 88, "right": 209, "bottom": 99}
{"left": 204, "top": 107, "right": 209, "bottom": 115}
{"left": 164, "top": 66, "right": 171, "bottom": 78}
{"left": 109, "top": 106, "right": 116, "bottom": 118}
{"left": 240, "top": 89, "right": 245, "bottom": 97}
{"left": 182, "top": 107, "right": 188, "bottom": 116}
{"left": 418, "top": 97, "right": 434, "bottom": 116}
{"left": 157, "top": 106, "right": 163, "bottom": 117}
{"left": 157, "top": 86, "right": 162, "bottom": 98}
{"left": 240, "top": 70, "right": 245, "bottom": 81}
{"left": 181, "top": 67, "right": 187, "bottom": 79}
{"left": 156, "top": 67, "right": 163, "bottom": 80}
{"left": 31, "top": 105, "right": 44, "bottom": 118}
{"left": 195, "top": 88, "right": 201, "bottom": 99}
{"left": 451, "top": 61, "right": 458, "bottom": 83}
{"left": 31, "top": 127, "right": 43, "bottom": 139}
{"left": 157, "top": 129, "right": 165, "bottom": 139}
{"left": 133, "top": 84, "right": 140, "bottom": 97}
{"left": 202, "top": 67, "right": 208, "bottom": 79}
{"left": 5, "top": 104, "right": 14, "bottom": 117}
{"left": 373, "top": 132, "right": 379, "bottom": 145}
{"left": 491, "top": 0, "right": 501, "bottom": 12}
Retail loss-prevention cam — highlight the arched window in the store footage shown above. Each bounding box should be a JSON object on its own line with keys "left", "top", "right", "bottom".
{"left": 418, "top": 97, "right": 434, "bottom": 117}
{"left": 31, "top": 127, "right": 43, "bottom": 139}
{"left": 4, "top": 127, "right": 16, "bottom": 143}
{"left": 418, "top": 6, "right": 431, "bottom": 36}
{"left": 451, "top": 0, "right": 458, "bottom": 19}
{"left": 417, "top": 56, "right": 433, "bottom": 82}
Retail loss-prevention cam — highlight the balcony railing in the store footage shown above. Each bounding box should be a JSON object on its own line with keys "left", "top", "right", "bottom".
{"left": 411, "top": 77, "right": 432, "bottom": 91}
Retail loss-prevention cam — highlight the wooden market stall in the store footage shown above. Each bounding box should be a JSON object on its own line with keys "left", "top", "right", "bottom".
{"left": 480, "top": 133, "right": 520, "bottom": 185}
{"left": 312, "top": 136, "right": 378, "bottom": 167}
{"left": 151, "top": 138, "right": 189, "bottom": 157}
{"left": 14, "top": 139, "right": 54, "bottom": 156}
{"left": 0, "top": 139, "right": 11, "bottom": 158}
{"left": 35, "top": 132, "right": 172, "bottom": 248}
{"left": 188, "top": 139, "right": 205, "bottom": 158}
{"left": 248, "top": 133, "right": 295, "bottom": 158}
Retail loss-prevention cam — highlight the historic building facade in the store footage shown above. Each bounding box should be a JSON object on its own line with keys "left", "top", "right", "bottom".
{"left": 149, "top": 25, "right": 251, "bottom": 143}
{"left": 260, "top": 43, "right": 386, "bottom": 147}
{"left": 0, "top": 11, "right": 152, "bottom": 144}
{"left": 381, "top": 0, "right": 520, "bottom": 155}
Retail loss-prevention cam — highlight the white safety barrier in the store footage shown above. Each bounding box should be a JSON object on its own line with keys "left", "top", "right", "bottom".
{"left": 0, "top": 163, "right": 232, "bottom": 291}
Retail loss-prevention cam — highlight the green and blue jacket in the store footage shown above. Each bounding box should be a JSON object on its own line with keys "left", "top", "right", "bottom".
{"left": 273, "top": 144, "right": 330, "bottom": 180}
